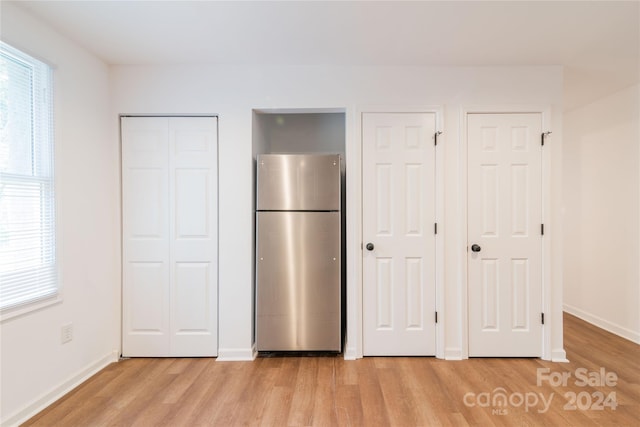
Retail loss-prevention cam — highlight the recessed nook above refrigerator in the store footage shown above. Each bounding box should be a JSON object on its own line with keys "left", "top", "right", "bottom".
{"left": 252, "top": 109, "right": 346, "bottom": 156}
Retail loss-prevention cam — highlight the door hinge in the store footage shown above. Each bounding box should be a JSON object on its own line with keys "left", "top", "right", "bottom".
{"left": 434, "top": 223, "right": 438, "bottom": 235}
{"left": 541, "top": 131, "right": 552, "bottom": 146}
{"left": 541, "top": 313, "right": 545, "bottom": 324}
{"left": 435, "top": 312, "right": 438, "bottom": 323}
{"left": 435, "top": 131, "right": 442, "bottom": 146}
{"left": 541, "top": 224, "right": 545, "bottom": 235}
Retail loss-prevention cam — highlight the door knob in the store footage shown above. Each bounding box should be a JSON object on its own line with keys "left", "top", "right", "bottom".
{"left": 471, "top": 244, "right": 481, "bottom": 252}
{"left": 365, "top": 243, "right": 375, "bottom": 251}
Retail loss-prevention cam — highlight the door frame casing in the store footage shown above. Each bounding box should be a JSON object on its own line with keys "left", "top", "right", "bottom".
{"left": 460, "top": 105, "right": 553, "bottom": 360}
{"left": 351, "top": 106, "right": 445, "bottom": 359}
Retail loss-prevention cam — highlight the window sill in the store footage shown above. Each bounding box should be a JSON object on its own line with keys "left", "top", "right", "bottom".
{"left": 1, "top": 295, "right": 63, "bottom": 323}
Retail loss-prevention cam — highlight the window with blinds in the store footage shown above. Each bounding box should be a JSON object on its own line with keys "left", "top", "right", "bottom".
{"left": 0, "top": 42, "right": 57, "bottom": 312}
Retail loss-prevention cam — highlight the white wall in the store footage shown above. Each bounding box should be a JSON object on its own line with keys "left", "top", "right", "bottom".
{"left": 563, "top": 84, "right": 640, "bottom": 343}
{"left": 0, "top": 3, "right": 120, "bottom": 425}
{"left": 110, "top": 64, "right": 565, "bottom": 361}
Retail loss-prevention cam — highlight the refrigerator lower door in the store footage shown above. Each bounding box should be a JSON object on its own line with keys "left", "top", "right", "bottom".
{"left": 256, "top": 211, "right": 341, "bottom": 351}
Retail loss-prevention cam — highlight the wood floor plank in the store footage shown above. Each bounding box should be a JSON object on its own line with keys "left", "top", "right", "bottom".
{"left": 376, "top": 358, "right": 421, "bottom": 426}
{"left": 159, "top": 362, "right": 221, "bottom": 426}
{"left": 21, "top": 313, "right": 640, "bottom": 426}
{"left": 335, "top": 355, "right": 359, "bottom": 386}
{"left": 209, "top": 362, "right": 262, "bottom": 426}
{"left": 426, "top": 361, "right": 470, "bottom": 425}
{"left": 311, "top": 358, "right": 339, "bottom": 426}
{"left": 179, "top": 362, "right": 239, "bottom": 425}
{"left": 231, "top": 359, "right": 284, "bottom": 426}
{"left": 334, "top": 384, "right": 362, "bottom": 427}
{"left": 355, "top": 358, "right": 392, "bottom": 426}
{"left": 399, "top": 358, "right": 448, "bottom": 426}
{"left": 108, "top": 360, "right": 177, "bottom": 426}
{"left": 258, "top": 385, "right": 294, "bottom": 427}
{"left": 287, "top": 357, "right": 319, "bottom": 426}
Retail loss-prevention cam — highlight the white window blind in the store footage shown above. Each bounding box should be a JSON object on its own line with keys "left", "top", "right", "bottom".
{"left": 0, "top": 42, "right": 57, "bottom": 311}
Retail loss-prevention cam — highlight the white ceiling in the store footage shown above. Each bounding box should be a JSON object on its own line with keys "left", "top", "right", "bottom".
{"left": 7, "top": 0, "right": 640, "bottom": 110}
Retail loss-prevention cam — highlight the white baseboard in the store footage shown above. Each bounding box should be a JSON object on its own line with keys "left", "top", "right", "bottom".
{"left": 1, "top": 350, "right": 119, "bottom": 427}
{"left": 343, "top": 345, "right": 358, "bottom": 360}
{"left": 444, "top": 347, "right": 464, "bottom": 360}
{"left": 216, "top": 344, "right": 257, "bottom": 361}
{"left": 564, "top": 304, "right": 640, "bottom": 344}
{"left": 551, "top": 348, "right": 569, "bottom": 363}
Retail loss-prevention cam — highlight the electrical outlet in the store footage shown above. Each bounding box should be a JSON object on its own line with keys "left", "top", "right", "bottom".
{"left": 61, "top": 323, "right": 73, "bottom": 344}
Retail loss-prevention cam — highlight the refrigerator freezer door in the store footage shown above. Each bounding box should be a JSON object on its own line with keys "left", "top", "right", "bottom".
{"left": 256, "top": 154, "right": 341, "bottom": 211}
{"left": 256, "top": 211, "right": 341, "bottom": 351}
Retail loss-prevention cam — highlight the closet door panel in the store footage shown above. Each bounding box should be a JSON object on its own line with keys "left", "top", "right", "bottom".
{"left": 169, "top": 117, "right": 218, "bottom": 356}
{"left": 122, "top": 116, "right": 218, "bottom": 357}
{"left": 122, "top": 117, "right": 170, "bottom": 356}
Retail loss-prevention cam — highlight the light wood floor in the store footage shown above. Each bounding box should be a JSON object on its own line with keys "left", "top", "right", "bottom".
{"left": 24, "top": 313, "right": 639, "bottom": 426}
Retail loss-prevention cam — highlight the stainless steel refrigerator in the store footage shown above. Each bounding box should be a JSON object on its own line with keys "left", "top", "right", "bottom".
{"left": 256, "top": 154, "right": 342, "bottom": 351}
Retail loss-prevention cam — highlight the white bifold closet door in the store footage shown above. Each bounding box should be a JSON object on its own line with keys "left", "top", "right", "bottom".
{"left": 121, "top": 116, "right": 218, "bottom": 357}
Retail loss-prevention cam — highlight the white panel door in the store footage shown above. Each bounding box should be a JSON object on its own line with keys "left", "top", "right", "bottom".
{"left": 467, "top": 113, "right": 542, "bottom": 357}
{"left": 362, "top": 113, "right": 436, "bottom": 356}
{"left": 122, "top": 117, "right": 171, "bottom": 356}
{"left": 122, "top": 116, "right": 218, "bottom": 357}
{"left": 169, "top": 117, "right": 218, "bottom": 356}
